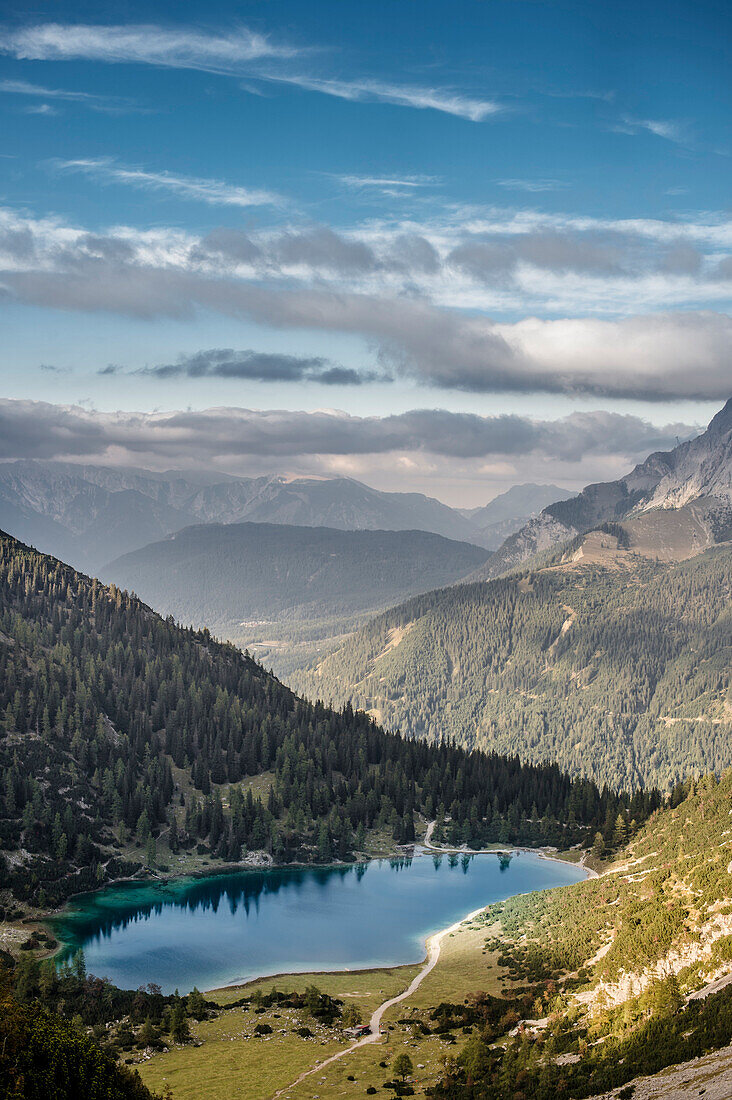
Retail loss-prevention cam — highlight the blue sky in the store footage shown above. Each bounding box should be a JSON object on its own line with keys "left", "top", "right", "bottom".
{"left": 0, "top": 0, "right": 730, "bottom": 503}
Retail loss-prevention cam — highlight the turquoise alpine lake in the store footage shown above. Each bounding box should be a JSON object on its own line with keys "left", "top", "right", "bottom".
{"left": 52, "top": 852, "right": 586, "bottom": 994}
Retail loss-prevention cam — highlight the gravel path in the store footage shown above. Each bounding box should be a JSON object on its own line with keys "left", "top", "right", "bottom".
{"left": 272, "top": 825, "right": 595, "bottom": 1098}
{"left": 271, "top": 904, "right": 486, "bottom": 1098}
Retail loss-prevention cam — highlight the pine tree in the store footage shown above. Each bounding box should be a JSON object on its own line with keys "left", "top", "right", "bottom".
{"left": 169, "top": 1001, "right": 191, "bottom": 1043}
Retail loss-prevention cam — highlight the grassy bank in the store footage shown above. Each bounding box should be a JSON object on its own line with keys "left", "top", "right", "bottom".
{"left": 137, "top": 910, "right": 506, "bottom": 1100}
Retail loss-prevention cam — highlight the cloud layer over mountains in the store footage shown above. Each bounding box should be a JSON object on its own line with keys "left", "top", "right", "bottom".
{"left": 1, "top": 203, "right": 730, "bottom": 401}
{"left": 0, "top": 399, "right": 696, "bottom": 468}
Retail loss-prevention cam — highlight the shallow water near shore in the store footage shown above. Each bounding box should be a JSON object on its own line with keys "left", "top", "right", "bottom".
{"left": 52, "top": 852, "right": 585, "bottom": 994}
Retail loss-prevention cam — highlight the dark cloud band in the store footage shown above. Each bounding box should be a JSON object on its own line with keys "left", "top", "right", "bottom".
{"left": 128, "top": 348, "right": 381, "bottom": 386}
{"left": 0, "top": 399, "right": 697, "bottom": 465}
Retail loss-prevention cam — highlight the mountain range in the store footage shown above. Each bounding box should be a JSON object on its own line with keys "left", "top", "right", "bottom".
{"left": 0, "top": 460, "right": 569, "bottom": 571}
{"left": 102, "top": 522, "right": 491, "bottom": 669}
{"left": 459, "top": 482, "right": 575, "bottom": 549}
{"left": 289, "top": 399, "right": 732, "bottom": 789}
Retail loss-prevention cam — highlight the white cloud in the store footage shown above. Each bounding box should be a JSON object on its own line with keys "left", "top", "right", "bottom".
{"left": 263, "top": 73, "right": 500, "bottom": 121}
{"left": 0, "top": 22, "right": 294, "bottom": 69}
{"left": 496, "top": 179, "right": 569, "bottom": 192}
{"left": 492, "top": 312, "right": 732, "bottom": 400}
{"left": 24, "top": 102, "right": 58, "bottom": 115}
{"left": 336, "top": 174, "right": 438, "bottom": 191}
{"left": 1, "top": 203, "right": 730, "bottom": 400}
{"left": 55, "top": 158, "right": 283, "bottom": 208}
{"left": 0, "top": 400, "right": 708, "bottom": 501}
{"left": 0, "top": 77, "right": 126, "bottom": 111}
{"left": 0, "top": 22, "right": 499, "bottom": 121}
{"left": 618, "top": 116, "right": 685, "bottom": 144}
{"left": 0, "top": 399, "right": 697, "bottom": 465}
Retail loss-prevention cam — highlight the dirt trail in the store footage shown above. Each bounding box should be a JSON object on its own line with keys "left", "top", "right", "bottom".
{"left": 271, "top": 905, "right": 486, "bottom": 1098}
{"left": 422, "top": 819, "right": 516, "bottom": 855}
{"left": 272, "top": 829, "right": 595, "bottom": 1097}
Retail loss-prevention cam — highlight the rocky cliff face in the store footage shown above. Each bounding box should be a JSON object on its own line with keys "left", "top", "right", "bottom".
{"left": 474, "top": 397, "right": 732, "bottom": 580}
{"left": 579, "top": 908, "right": 732, "bottom": 1012}
{"left": 638, "top": 398, "right": 732, "bottom": 512}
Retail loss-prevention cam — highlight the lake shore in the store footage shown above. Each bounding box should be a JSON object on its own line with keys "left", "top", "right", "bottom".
{"left": 44, "top": 819, "right": 592, "bottom": 926}
{"left": 204, "top": 852, "right": 593, "bottom": 998}
{"left": 48, "top": 848, "right": 589, "bottom": 995}
{"left": 270, "top": 903, "right": 491, "bottom": 1098}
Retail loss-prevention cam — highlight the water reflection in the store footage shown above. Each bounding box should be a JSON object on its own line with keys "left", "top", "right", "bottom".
{"left": 54, "top": 863, "right": 359, "bottom": 955}
{"left": 51, "top": 853, "right": 586, "bottom": 994}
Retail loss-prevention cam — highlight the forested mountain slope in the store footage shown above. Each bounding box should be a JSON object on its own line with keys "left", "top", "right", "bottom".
{"left": 430, "top": 768, "right": 732, "bottom": 1099}
{"left": 0, "top": 530, "right": 641, "bottom": 912}
{"left": 102, "top": 522, "right": 491, "bottom": 667}
{"left": 290, "top": 542, "right": 732, "bottom": 789}
{"left": 473, "top": 397, "right": 732, "bottom": 581}
{"left": 0, "top": 461, "right": 483, "bottom": 571}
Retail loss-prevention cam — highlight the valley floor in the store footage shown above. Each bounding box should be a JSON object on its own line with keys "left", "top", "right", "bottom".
{"left": 132, "top": 831, "right": 732, "bottom": 1100}
{"left": 137, "top": 911, "right": 503, "bottom": 1100}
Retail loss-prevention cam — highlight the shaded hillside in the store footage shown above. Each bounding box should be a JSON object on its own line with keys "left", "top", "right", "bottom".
{"left": 102, "top": 522, "right": 491, "bottom": 666}
{"left": 0, "top": 979, "right": 158, "bottom": 1100}
{"left": 290, "top": 542, "right": 732, "bottom": 789}
{"left": 0, "top": 530, "right": 638, "bottom": 911}
{"left": 474, "top": 397, "right": 732, "bottom": 580}
{"left": 0, "top": 462, "right": 483, "bottom": 571}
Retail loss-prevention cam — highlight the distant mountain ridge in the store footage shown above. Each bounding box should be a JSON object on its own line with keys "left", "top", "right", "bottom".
{"left": 288, "top": 399, "right": 732, "bottom": 788}
{"left": 0, "top": 462, "right": 481, "bottom": 570}
{"left": 464, "top": 482, "right": 575, "bottom": 550}
{"left": 0, "top": 460, "right": 576, "bottom": 570}
{"left": 477, "top": 399, "right": 732, "bottom": 579}
{"left": 102, "top": 521, "right": 491, "bottom": 668}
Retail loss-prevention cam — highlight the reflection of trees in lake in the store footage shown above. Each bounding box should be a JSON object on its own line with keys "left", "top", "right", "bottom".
{"left": 51, "top": 853, "right": 582, "bottom": 990}
{"left": 55, "top": 864, "right": 358, "bottom": 953}
{"left": 388, "top": 857, "right": 413, "bottom": 872}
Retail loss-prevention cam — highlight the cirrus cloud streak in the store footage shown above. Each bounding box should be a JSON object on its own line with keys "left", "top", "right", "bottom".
{"left": 56, "top": 158, "right": 283, "bottom": 208}
{"left": 0, "top": 22, "right": 500, "bottom": 121}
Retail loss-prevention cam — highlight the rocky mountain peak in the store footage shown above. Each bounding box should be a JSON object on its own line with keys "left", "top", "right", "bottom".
{"left": 475, "top": 396, "right": 732, "bottom": 579}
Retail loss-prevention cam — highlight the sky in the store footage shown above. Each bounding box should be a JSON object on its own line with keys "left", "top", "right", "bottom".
{"left": 0, "top": 0, "right": 730, "bottom": 505}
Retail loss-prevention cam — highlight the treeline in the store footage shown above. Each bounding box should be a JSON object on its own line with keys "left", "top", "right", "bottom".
{"left": 291, "top": 546, "right": 732, "bottom": 789}
{"left": 0, "top": 531, "right": 654, "bottom": 908}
